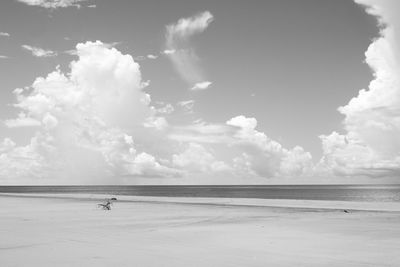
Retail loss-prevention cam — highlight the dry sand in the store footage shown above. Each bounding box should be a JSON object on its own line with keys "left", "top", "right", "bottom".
{"left": 1, "top": 193, "right": 400, "bottom": 267}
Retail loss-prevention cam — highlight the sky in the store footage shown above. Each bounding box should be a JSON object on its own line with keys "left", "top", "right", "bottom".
{"left": 0, "top": 0, "right": 399, "bottom": 185}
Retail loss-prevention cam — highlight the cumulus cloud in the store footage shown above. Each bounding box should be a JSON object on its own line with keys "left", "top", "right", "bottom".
{"left": 143, "top": 116, "right": 168, "bottom": 130}
{"left": 22, "top": 45, "right": 57, "bottom": 57}
{"left": 5, "top": 112, "right": 41, "bottom": 128}
{"left": 2, "top": 43, "right": 312, "bottom": 183}
{"left": 0, "top": 138, "right": 16, "bottom": 153}
{"left": 165, "top": 11, "right": 213, "bottom": 85}
{"left": 1, "top": 41, "right": 179, "bottom": 183}
{"left": 227, "top": 116, "right": 313, "bottom": 178}
{"left": 172, "top": 143, "right": 230, "bottom": 173}
{"left": 318, "top": 0, "right": 400, "bottom": 178}
{"left": 0, "top": 135, "right": 47, "bottom": 183}
{"left": 64, "top": 42, "right": 119, "bottom": 56}
{"left": 16, "top": 0, "right": 91, "bottom": 9}
{"left": 129, "top": 152, "right": 181, "bottom": 178}
{"left": 168, "top": 121, "right": 235, "bottom": 144}
{"left": 191, "top": 81, "right": 212, "bottom": 91}
{"left": 0, "top": 32, "right": 10, "bottom": 37}
{"left": 169, "top": 115, "right": 313, "bottom": 178}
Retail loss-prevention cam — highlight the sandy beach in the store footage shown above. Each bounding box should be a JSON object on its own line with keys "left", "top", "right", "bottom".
{"left": 1, "top": 194, "right": 400, "bottom": 267}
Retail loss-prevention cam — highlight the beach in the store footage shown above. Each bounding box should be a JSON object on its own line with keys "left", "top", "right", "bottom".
{"left": 1, "top": 194, "right": 400, "bottom": 267}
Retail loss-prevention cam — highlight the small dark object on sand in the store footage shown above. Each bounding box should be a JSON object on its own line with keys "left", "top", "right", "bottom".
{"left": 343, "top": 209, "right": 350, "bottom": 213}
{"left": 98, "top": 200, "right": 113, "bottom": 210}
{"left": 97, "top": 197, "right": 117, "bottom": 210}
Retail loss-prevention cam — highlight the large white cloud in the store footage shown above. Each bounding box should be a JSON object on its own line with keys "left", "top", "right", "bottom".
{"left": 169, "top": 116, "right": 313, "bottom": 179}
{"left": 1, "top": 41, "right": 177, "bottom": 184}
{"left": 6, "top": 1, "right": 397, "bottom": 184}
{"left": 0, "top": 133, "right": 55, "bottom": 184}
{"left": 227, "top": 116, "right": 313, "bottom": 178}
{"left": 172, "top": 142, "right": 231, "bottom": 173}
{"left": 319, "top": 0, "right": 400, "bottom": 178}
{"left": 1, "top": 40, "right": 314, "bottom": 183}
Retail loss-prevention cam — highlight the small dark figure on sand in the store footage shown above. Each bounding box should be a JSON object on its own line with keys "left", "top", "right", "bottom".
{"left": 98, "top": 200, "right": 112, "bottom": 210}
{"left": 98, "top": 198, "right": 117, "bottom": 210}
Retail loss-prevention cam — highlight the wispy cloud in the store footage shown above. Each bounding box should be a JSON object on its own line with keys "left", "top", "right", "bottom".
{"left": 133, "top": 55, "right": 146, "bottom": 61}
{"left": 16, "top": 0, "right": 92, "bottom": 9}
{"left": 166, "top": 11, "right": 214, "bottom": 42}
{"left": 0, "top": 55, "right": 9, "bottom": 59}
{"left": 177, "top": 100, "right": 195, "bottom": 113}
{"left": 154, "top": 102, "right": 174, "bottom": 114}
{"left": 165, "top": 11, "right": 214, "bottom": 86}
{"left": 147, "top": 54, "right": 158, "bottom": 59}
{"left": 22, "top": 45, "right": 57, "bottom": 57}
{"left": 191, "top": 81, "right": 212, "bottom": 91}
{"left": 162, "top": 49, "right": 176, "bottom": 55}
{"left": 0, "top": 32, "right": 10, "bottom": 37}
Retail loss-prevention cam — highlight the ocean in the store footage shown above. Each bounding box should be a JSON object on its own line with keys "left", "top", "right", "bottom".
{"left": 1, "top": 185, "right": 400, "bottom": 202}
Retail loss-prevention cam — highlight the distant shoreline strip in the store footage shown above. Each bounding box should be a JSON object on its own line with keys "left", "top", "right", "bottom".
{"left": 1, "top": 193, "right": 400, "bottom": 212}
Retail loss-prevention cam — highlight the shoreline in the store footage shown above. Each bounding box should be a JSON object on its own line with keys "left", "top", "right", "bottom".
{"left": 2, "top": 192, "right": 400, "bottom": 212}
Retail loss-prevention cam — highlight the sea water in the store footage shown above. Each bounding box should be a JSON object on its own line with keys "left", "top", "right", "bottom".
{"left": 1, "top": 184, "right": 400, "bottom": 202}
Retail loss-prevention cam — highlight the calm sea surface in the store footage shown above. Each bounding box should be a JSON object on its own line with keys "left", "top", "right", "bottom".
{"left": 1, "top": 185, "right": 400, "bottom": 202}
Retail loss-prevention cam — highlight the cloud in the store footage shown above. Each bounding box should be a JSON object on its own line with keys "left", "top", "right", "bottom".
{"left": 172, "top": 143, "right": 230, "bottom": 173}
{"left": 0, "top": 138, "right": 16, "bottom": 153}
{"left": 169, "top": 115, "right": 313, "bottom": 178}
{"left": 191, "top": 81, "right": 212, "bottom": 91}
{"left": 0, "top": 32, "right": 10, "bottom": 37}
{"left": 166, "top": 11, "right": 214, "bottom": 41}
{"left": 165, "top": 11, "right": 214, "bottom": 85}
{"left": 16, "top": 0, "right": 91, "bottom": 9}
{"left": 1, "top": 41, "right": 179, "bottom": 183}
{"left": 22, "top": 45, "right": 57, "bottom": 57}
{"left": 162, "top": 49, "right": 176, "bottom": 55}
{"left": 177, "top": 99, "right": 195, "bottom": 113}
{"left": 318, "top": 0, "right": 400, "bottom": 178}
{"left": 0, "top": 55, "right": 9, "bottom": 59}
{"left": 2, "top": 39, "right": 314, "bottom": 183}
{"left": 133, "top": 55, "right": 146, "bottom": 61}
{"left": 168, "top": 121, "right": 235, "bottom": 144}
{"left": 4, "top": 113, "right": 41, "bottom": 128}
{"left": 0, "top": 135, "right": 46, "bottom": 183}
{"left": 155, "top": 102, "right": 174, "bottom": 115}
{"left": 147, "top": 54, "right": 158, "bottom": 59}
{"left": 128, "top": 152, "right": 181, "bottom": 178}
{"left": 227, "top": 116, "right": 313, "bottom": 178}
{"left": 143, "top": 116, "right": 168, "bottom": 130}
{"left": 64, "top": 41, "right": 119, "bottom": 56}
